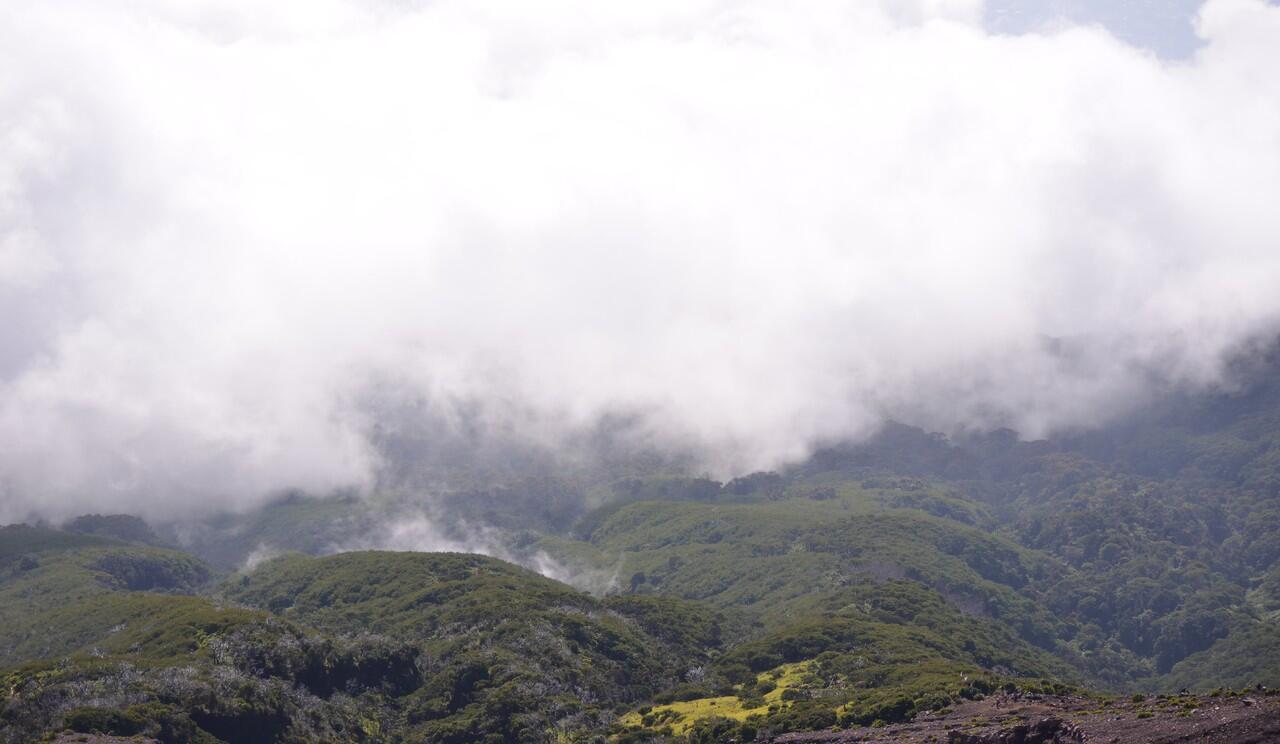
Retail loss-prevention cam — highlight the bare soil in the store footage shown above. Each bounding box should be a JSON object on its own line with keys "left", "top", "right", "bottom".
{"left": 771, "top": 692, "right": 1280, "bottom": 743}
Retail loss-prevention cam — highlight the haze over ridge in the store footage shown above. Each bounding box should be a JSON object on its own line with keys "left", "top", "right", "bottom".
{"left": 2, "top": 0, "right": 1280, "bottom": 521}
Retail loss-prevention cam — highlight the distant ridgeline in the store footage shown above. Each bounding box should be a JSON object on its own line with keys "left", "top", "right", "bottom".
{"left": 3, "top": 368, "right": 1280, "bottom": 741}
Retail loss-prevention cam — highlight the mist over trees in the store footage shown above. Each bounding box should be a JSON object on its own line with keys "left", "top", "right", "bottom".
{"left": 4, "top": 0, "right": 1280, "bottom": 741}
{"left": 4, "top": 0, "right": 1280, "bottom": 523}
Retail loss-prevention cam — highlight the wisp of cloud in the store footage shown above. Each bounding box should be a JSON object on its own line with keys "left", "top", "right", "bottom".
{"left": 2, "top": 0, "right": 1280, "bottom": 522}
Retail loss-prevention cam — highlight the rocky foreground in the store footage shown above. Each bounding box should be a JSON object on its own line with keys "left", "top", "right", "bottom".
{"left": 41, "top": 693, "right": 1280, "bottom": 744}
{"left": 771, "top": 692, "right": 1280, "bottom": 744}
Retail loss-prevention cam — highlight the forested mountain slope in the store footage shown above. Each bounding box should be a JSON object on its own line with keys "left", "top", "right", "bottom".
{"left": 4, "top": 369, "right": 1280, "bottom": 742}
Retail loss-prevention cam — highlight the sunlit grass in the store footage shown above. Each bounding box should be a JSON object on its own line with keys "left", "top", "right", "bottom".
{"left": 619, "top": 661, "right": 813, "bottom": 734}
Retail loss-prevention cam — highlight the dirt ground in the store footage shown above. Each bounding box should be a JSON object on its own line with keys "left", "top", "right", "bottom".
{"left": 771, "top": 691, "right": 1280, "bottom": 743}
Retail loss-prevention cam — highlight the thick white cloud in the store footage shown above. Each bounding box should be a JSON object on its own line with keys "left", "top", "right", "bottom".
{"left": 1, "top": 0, "right": 1279, "bottom": 521}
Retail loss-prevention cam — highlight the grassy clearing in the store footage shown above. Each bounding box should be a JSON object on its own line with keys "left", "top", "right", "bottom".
{"left": 619, "top": 661, "right": 813, "bottom": 734}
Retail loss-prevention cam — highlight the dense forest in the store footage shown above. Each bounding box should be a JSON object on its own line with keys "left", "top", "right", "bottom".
{"left": 3, "top": 361, "right": 1280, "bottom": 742}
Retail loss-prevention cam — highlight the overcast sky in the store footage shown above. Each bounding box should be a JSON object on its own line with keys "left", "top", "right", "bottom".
{"left": 2, "top": 0, "right": 1280, "bottom": 522}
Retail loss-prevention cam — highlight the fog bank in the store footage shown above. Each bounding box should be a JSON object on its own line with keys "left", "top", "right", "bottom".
{"left": 3, "top": 0, "right": 1280, "bottom": 521}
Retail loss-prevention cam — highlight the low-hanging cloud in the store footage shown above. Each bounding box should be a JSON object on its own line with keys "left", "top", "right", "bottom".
{"left": 2, "top": 0, "right": 1280, "bottom": 522}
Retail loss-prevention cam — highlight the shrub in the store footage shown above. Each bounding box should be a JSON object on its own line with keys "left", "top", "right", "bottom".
{"left": 64, "top": 707, "right": 146, "bottom": 736}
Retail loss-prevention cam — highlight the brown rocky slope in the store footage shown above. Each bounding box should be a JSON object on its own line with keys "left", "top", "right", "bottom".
{"left": 770, "top": 691, "right": 1280, "bottom": 744}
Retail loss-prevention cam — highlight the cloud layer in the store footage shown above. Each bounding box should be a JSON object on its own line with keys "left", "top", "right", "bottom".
{"left": 2, "top": 0, "right": 1280, "bottom": 521}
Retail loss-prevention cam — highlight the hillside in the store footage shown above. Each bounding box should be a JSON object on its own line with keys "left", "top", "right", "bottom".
{"left": 4, "top": 372, "right": 1280, "bottom": 741}
{"left": 0, "top": 530, "right": 723, "bottom": 743}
